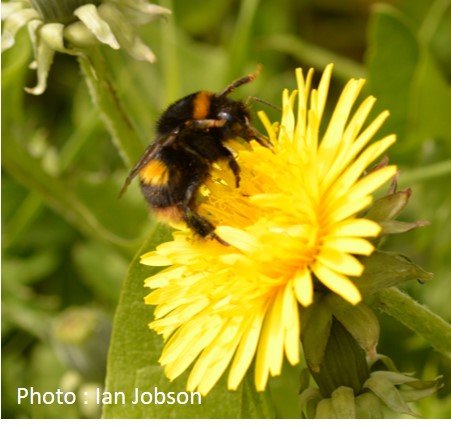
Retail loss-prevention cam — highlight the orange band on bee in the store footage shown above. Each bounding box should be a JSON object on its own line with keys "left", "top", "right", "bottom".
{"left": 139, "top": 160, "right": 170, "bottom": 186}
{"left": 192, "top": 91, "right": 212, "bottom": 120}
{"left": 154, "top": 206, "right": 183, "bottom": 223}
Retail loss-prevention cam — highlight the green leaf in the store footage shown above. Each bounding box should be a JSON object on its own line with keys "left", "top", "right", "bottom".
{"left": 366, "top": 4, "right": 451, "bottom": 155}
{"left": 73, "top": 173, "right": 150, "bottom": 241}
{"left": 352, "top": 251, "right": 433, "bottom": 297}
{"left": 366, "top": 5, "right": 419, "bottom": 145}
{"left": 268, "top": 362, "right": 302, "bottom": 418}
{"left": 2, "top": 137, "right": 148, "bottom": 245}
{"left": 320, "top": 250, "right": 433, "bottom": 317}
{"left": 174, "top": 0, "right": 230, "bottom": 37}
{"left": 408, "top": 47, "right": 451, "bottom": 152}
{"left": 363, "top": 375, "right": 415, "bottom": 416}
{"left": 241, "top": 375, "right": 276, "bottom": 418}
{"left": 103, "top": 225, "right": 275, "bottom": 418}
{"left": 102, "top": 223, "right": 169, "bottom": 418}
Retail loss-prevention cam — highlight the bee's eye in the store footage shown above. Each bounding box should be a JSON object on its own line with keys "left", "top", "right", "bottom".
{"left": 218, "top": 111, "right": 234, "bottom": 122}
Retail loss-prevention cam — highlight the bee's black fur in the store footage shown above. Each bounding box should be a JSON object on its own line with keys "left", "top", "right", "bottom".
{"left": 121, "top": 70, "right": 268, "bottom": 241}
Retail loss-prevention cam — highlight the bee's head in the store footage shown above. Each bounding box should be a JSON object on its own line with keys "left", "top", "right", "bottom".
{"left": 215, "top": 98, "right": 251, "bottom": 129}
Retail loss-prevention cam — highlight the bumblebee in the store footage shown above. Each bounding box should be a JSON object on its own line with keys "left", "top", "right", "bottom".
{"left": 120, "top": 70, "right": 269, "bottom": 242}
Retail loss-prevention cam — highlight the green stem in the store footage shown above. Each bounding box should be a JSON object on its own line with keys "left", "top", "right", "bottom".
{"left": 3, "top": 193, "right": 43, "bottom": 248}
{"left": 78, "top": 48, "right": 144, "bottom": 166}
{"left": 372, "top": 288, "right": 451, "bottom": 359}
{"left": 2, "top": 138, "right": 134, "bottom": 247}
{"left": 261, "top": 34, "right": 366, "bottom": 81}
{"left": 418, "top": 0, "right": 450, "bottom": 44}
{"left": 227, "top": 0, "right": 260, "bottom": 80}
{"left": 397, "top": 159, "right": 451, "bottom": 185}
{"left": 159, "top": 0, "right": 180, "bottom": 104}
{"left": 59, "top": 109, "right": 100, "bottom": 170}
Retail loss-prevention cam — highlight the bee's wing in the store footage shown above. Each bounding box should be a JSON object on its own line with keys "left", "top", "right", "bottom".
{"left": 118, "top": 132, "right": 178, "bottom": 197}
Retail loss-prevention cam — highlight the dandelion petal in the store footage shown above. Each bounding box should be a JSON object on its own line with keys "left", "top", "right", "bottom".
{"left": 292, "top": 268, "right": 313, "bottom": 306}
{"left": 228, "top": 312, "right": 265, "bottom": 390}
{"left": 313, "top": 263, "right": 362, "bottom": 304}
{"left": 317, "top": 248, "right": 364, "bottom": 277}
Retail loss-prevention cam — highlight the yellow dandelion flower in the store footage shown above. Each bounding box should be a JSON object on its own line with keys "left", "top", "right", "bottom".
{"left": 141, "top": 64, "right": 397, "bottom": 395}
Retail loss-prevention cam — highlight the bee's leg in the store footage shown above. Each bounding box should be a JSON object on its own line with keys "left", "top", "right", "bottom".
{"left": 182, "top": 206, "right": 229, "bottom": 246}
{"left": 253, "top": 131, "right": 272, "bottom": 149}
{"left": 242, "top": 117, "right": 273, "bottom": 150}
{"left": 228, "top": 156, "right": 241, "bottom": 188}
{"left": 187, "top": 118, "right": 226, "bottom": 130}
{"left": 181, "top": 175, "right": 229, "bottom": 245}
{"left": 182, "top": 206, "right": 214, "bottom": 236}
{"left": 218, "top": 146, "right": 241, "bottom": 187}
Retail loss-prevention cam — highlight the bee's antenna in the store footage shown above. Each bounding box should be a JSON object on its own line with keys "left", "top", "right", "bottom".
{"left": 219, "top": 65, "right": 262, "bottom": 97}
{"left": 246, "top": 96, "right": 281, "bottom": 112}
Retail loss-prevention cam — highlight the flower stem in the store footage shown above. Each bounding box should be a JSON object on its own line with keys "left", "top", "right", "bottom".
{"left": 308, "top": 318, "right": 369, "bottom": 398}
{"left": 372, "top": 288, "right": 451, "bottom": 359}
{"left": 397, "top": 159, "right": 451, "bottom": 185}
{"left": 78, "top": 48, "right": 144, "bottom": 166}
{"left": 159, "top": 0, "right": 180, "bottom": 105}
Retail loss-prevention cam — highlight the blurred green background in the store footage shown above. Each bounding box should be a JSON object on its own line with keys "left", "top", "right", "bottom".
{"left": 2, "top": 0, "right": 450, "bottom": 418}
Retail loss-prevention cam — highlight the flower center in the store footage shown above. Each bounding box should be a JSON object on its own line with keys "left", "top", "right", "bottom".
{"left": 30, "top": 0, "right": 100, "bottom": 24}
